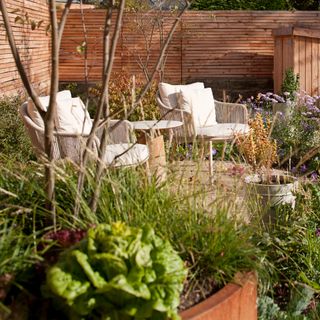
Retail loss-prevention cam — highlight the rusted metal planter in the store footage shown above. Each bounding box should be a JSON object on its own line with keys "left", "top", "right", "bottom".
{"left": 180, "top": 272, "right": 257, "bottom": 320}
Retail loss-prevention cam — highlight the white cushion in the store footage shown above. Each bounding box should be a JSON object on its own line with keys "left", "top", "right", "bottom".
{"left": 27, "top": 90, "right": 73, "bottom": 127}
{"left": 103, "top": 143, "right": 149, "bottom": 167}
{"left": 197, "top": 123, "right": 250, "bottom": 140}
{"left": 177, "top": 89, "right": 193, "bottom": 114}
{"left": 56, "top": 90, "right": 72, "bottom": 101}
{"left": 158, "top": 82, "right": 204, "bottom": 108}
{"left": 179, "top": 88, "right": 217, "bottom": 129}
{"left": 27, "top": 96, "right": 48, "bottom": 128}
{"left": 56, "top": 97, "right": 92, "bottom": 135}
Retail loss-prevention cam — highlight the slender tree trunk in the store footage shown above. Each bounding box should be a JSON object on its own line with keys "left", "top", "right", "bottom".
{"left": 45, "top": 0, "right": 61, "bottom": 226}
{"left": 90, "top": 0, "right": 126, "bottom": 213}
{"left": 79, "top": 0, "right": 90, "bottom": 113}
{"left": 74, "top": 1, "right": 115, "bottom": 216}
{"left": 2, "top": 0, "right": 72, "bottom": 226}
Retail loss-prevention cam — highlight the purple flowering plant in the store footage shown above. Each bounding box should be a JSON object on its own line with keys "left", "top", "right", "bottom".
{"left": 271, "top": 92, "right": 320, "bottom": 178}
{"left": 244, "top": 92, "right": 286, "bottom": 114}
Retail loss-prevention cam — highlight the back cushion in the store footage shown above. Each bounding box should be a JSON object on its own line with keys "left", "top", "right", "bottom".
{"left": 178, "top": 88, "right": 217, "bottom": 128}
{"left": 27, "top": 90, "right": 73, "bottom": 127}
{"left": 56, "top": 97, "right": 92, "bottom": 135}
{"left": 27, "top": 91, "right": 92, "bottom": 135}
{"left": 159, "top": 82, "right": 204, "bottom": 108}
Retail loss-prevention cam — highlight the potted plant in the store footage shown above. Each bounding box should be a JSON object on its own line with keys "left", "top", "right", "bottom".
{"left": 273, "top": 68, "right": 300, "bottom": 118}
{"left": 236, "top": 113, "right": 297, "bottom": 208}
{"left": 180, "top": 272, "right": 258, "bottom": 320}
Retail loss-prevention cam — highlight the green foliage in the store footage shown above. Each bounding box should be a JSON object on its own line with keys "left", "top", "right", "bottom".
{"left": 0, "top": 96, "right": 35, "bottom": 162}
{"left": 0, "top": 219, "right": 41, "bottom": 276}
{"left": 271, "top": 93, "right": 320, "bottom": 173}
{"left": 190, "top": 0, "right": 290, "bottom": 10}
{"left": 46, "top": 222, "right": 187, "bottom": 320}
{"left": 286, "top": 284, "right": 315, "bottom": 317}
{"left": 89, "top": 74, "right": 160, "bottom": 121}
{"left": 281, "top": 68, "right": 300, "bottom": 101}
{"left": 253, "top": 205, "right": 320, "bottom": 289}
{"left": 258, "top": 285, "right": 315, "bottom": 320}
{"left": 258, "top": 295, "right": 287, "bottom": 320}
{"left": 289, "top": 0, "right": 320, "bottom": 10}
{"left": 0, "top": 158, "right": 263, "bottom": 288}
{"left": 251, "top": 183, "right": 320, "bottom": 317}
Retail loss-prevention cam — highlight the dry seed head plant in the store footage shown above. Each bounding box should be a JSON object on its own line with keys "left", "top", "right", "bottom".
{"left": 236, "top": 113, "right": 277, "bottom": 171}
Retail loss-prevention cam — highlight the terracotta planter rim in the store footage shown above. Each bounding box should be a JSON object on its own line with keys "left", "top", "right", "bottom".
{"left": 180, "top": 272, "right": 257, "bottom": 320}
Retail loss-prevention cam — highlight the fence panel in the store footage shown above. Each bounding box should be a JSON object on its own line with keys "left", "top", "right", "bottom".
{"left": 0, "top": 0, "right": 51, "bottom": 97}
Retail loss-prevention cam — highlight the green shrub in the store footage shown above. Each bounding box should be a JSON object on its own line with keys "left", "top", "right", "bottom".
{"left": 190, "top": 0, "right": 290, "bottom": 10}
{"left": 251, "top": 184, "right": 320, "bottom": 317}
{"left": 0, "top": 96, "right": 35, "bottom": 162}
{"left": 281, "top": 68, "right": 300, "bottom": 101}
{"left": 271, "top": 94, "right": 320, "bottom": 174}
{"left": 46, "top": 222, "right": 187, "bottom": 319}
{"left": 60, "top": 74, "right": 160, "bottom": 121}
{"left": 258, "top": 285, "right": 316, "bottom": 320}
{"left": 89, "top": 74, "right": 160, "bottom": 121}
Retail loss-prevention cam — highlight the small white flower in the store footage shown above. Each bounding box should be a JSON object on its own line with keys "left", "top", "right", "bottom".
{"left": 244, "top": 174, "right": 261, "bottom": 184}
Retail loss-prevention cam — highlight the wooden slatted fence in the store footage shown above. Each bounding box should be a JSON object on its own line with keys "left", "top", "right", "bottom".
{"left": 2, "top": 8, "right": 320, "bottom": 98}
{"left": 0, "top": 0, "right": 51, "bottom": 97}
{"left": 59, "top": 10, "right": 320, "bottom": 98}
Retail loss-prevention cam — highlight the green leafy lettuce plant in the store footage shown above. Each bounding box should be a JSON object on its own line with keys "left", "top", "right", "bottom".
{"left": 46, "top": 222, "right": 187, "bottom": 320}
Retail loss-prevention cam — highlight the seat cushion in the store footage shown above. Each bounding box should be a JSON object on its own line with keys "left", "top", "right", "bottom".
{"left": 179, "top": 88, "right": 217, "bottom": 128}
{"left": 197, "top": 123, "right": 250, "bottom": 141}
{"left": 103, "top": 143, "right": 149, "bottom": 167}
{"left": 158, "top": 82, "right": 204, "bottom": 108}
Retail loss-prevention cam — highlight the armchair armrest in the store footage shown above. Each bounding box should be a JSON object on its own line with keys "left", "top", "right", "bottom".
{"left": 156, "top": 91, "right": 195, "bottom": 140}
{"left": 93, "top": 119, "right": 133, "bottom": 144}
{"left": 108, "top": 119, "right": 133, "bottom": 143}
{"left": 214, "top": 100, "right": 248, "bottom": 124}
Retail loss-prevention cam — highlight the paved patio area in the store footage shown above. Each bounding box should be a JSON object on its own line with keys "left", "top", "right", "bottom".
{"left": 167, "top": 160, "right": 251, "bottom": 221}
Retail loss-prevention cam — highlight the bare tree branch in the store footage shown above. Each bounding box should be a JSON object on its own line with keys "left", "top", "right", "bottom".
{"left": 133, "top": 2, "right": 189, "bottom": 108}
{"left": 58, "top": 0, "right": 73, "bottom": 44}
{"left": 100, "top": 0, "right": 190, "bottom": 135}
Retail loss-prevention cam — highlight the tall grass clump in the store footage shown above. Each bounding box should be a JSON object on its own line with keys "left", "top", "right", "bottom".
{"left": 0, "top": 211, "right": 43, "bottom": 318}
{"left": 0, "top": 156, "right": 265, "bottom": 289}
{"left": 0, "top": 96, "right": 35, "bottom": 162}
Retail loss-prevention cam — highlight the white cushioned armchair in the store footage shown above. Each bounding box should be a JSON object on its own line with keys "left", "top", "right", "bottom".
{"left": 156, "top": 82, "right": 249, "bottom": 178}
{"left": 156, "top": 82, "right": 249, "bottom": 143}
{"left": 20, "top": 90, "right": 149, "bottom": 167}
